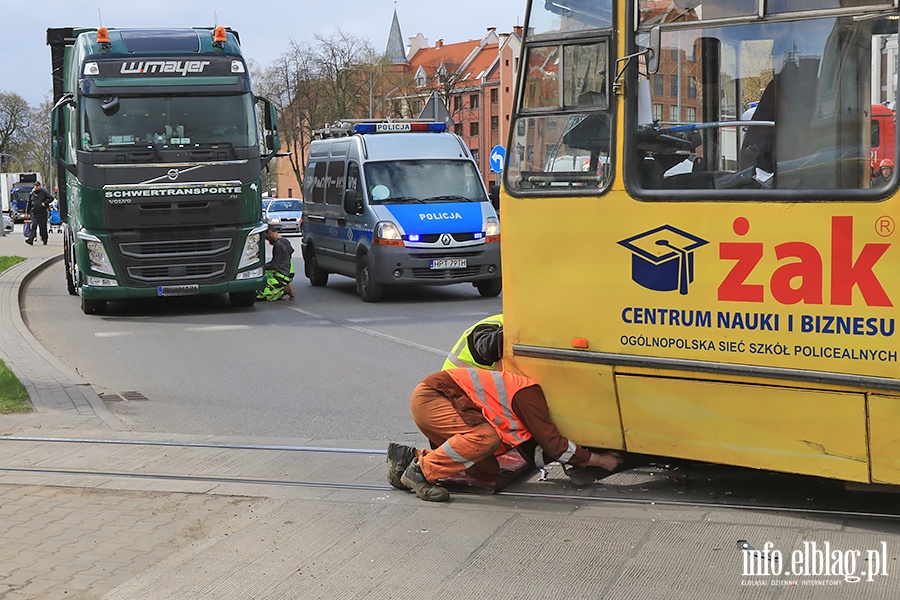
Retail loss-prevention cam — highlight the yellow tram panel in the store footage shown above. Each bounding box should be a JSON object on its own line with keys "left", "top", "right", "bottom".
{"left": 616, "top": 375, "right": 869, "bottom": 482}
{"left": 869, "top": 394, "right": 900, "bottom": 485}
{"left": 511, "top": 356, "right": 623, "bottom": 450}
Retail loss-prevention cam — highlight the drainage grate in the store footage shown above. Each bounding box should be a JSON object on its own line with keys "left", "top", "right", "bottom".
{"left": 98, "top": 391, "right": 149, "bottom": 402}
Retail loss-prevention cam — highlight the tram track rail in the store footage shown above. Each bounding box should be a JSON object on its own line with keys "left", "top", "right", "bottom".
{"left": 1, "top": 435, "right": 898, "bottom": 521}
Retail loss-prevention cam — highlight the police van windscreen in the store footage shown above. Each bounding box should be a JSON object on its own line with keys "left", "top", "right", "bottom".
{"left": 81, "top": 94, "right": 257, "bottom": 150}
{"left": 363, "top": 160, "right": 488, "bottom": 204}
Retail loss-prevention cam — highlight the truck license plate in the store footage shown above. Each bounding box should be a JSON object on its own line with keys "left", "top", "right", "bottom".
{"left": 157, "top": 285, "right": 200, "bottom": 297}
{"left": 430, "top": 258, "right": 467, "bottom": 270}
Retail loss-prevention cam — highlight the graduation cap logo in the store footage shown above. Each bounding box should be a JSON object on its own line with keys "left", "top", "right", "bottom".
{"left": 618, "top": 225, "right": 709, "bottom": 295}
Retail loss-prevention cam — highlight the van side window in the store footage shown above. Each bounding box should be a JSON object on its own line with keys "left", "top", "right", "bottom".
{"left": 325, "top": 161, "right": 346, "bottom": 205}
{"left": 303, "top": 163, "right": 316, "bottom": 200}
{"left": 346, "top": 162, "right": 360, "bottom": 199}
{"left": 311, "top": 161, "right": 327, "bottom": 204}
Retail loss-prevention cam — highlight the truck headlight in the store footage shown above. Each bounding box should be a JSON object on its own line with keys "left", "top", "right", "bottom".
{"left": 76, "top": 231, "right": 115, "bottom": 275}
{"left": 239, "top": 225, "right": 267, "bottom": 269}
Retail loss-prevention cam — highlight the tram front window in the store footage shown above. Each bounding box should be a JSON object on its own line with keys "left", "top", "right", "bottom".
{"left": 508, "top": 38, "right": 612, "bottom": 192}
{"left": 632, "top": 14, "right": 898, "bottom": 194}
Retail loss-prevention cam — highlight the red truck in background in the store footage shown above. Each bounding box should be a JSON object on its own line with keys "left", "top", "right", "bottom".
{"left": 871, "top": 103, "right": 896, "bottom": 176}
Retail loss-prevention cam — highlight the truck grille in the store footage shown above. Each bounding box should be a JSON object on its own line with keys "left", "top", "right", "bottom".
{"left": 127, "top": 263, "right": 227, "bottom": 282}
{"left": 119, "top": 238, "right": 233, "bottom": 259}
{"left": 112, "top": 227, "right": 241, "bottom": 287}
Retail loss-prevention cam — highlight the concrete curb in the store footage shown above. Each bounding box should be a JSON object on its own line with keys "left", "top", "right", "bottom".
{"left": 0, "top": 252, "right": 126, "bottom": 431}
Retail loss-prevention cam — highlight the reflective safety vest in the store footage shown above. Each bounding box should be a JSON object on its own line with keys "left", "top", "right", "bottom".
{"left": 447, "top": 367, "right": 534, "bottom": 447}
{"left": 442, "top": 314, "right": 504, "bottom": 370}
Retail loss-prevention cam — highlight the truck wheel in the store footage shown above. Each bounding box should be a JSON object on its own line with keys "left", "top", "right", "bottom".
{"left": 304, "top": 246, "right": 329, "bottom": 287}
{"left": 356, "top": 254, "right": 384, "bottom": 302}
{"left": 81, "top": 296, "right": 106, "bottom": 315}
{"left": 229, "top": 291, "right": 256, "bottom": 308}
{"left": 476, "top": 278, "right": 502, "bottom": 298}
{"left": 63, "top": 232, "right": 77, "bottom": 296}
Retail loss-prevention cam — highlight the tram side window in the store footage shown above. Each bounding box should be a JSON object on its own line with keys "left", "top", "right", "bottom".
{"left": 530, "top": 0, "right": 613, "bottom": 36}
{"left": 507, "top": 40, "right": 612, "bottom": 193}
{"left": 631, "top": 15, "right": 898, "bottom": 195}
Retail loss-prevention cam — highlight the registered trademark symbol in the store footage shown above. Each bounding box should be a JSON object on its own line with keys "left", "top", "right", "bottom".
{"left": 875, "top": 216, "right": 894, "bottom": 237}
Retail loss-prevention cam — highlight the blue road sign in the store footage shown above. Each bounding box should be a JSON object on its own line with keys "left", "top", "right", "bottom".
{"left": 489, "top": 145, "right": 506, "bottom": 173}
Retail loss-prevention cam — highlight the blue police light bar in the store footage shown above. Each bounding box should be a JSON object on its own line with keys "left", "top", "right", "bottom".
{"left": 353, "top": 122, "right": 447, "bottom": 134}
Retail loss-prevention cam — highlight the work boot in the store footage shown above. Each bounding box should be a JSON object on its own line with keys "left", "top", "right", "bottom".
{"left": 386, "top": 442, "right": 416, "bottom": 490}
{"left": 25, "top": 239, "right": 33, "bottom": 245}
{"left": 400, "top": 459, "right": 450, "bottom": 502}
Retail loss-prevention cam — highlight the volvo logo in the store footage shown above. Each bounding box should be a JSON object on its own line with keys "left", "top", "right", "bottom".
{"left": 166, "top": 169, "right": 180, "bottom": 181}
{"left": 440, "top": 234, "right": 452, "bottom": 246}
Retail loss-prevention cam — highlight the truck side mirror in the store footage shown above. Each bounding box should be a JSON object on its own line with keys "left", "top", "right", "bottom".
{"left": 255, "top": 96, "right": 281, "bottom": 161}
{"left": 51, "top": 94, "right": 77, "bottom": 174}
{"left": 343, "top": 188, "right": 363, "bottom": 215}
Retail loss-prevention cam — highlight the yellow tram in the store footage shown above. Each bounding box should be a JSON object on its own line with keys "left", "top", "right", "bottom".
{"left": 501, "top": 0, "right": 900, "bottom": 484}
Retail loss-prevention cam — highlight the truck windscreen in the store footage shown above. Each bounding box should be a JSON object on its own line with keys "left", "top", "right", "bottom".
{"left": 81, "top": 94, "right": 257, "bottom": 150}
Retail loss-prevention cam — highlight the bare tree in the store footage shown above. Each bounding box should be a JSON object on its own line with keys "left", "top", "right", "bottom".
{"left": 21, "top": 96, "right": 53, "bottom": 183}
{"left": 260, "top": 40, "right": 330, "bottom": 189}
{"left": 314, "top": 30, "right": 379, "bottom": 122}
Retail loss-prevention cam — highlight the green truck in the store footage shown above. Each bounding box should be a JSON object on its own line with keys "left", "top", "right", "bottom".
{"left": 47, "top": 26, "right": 280, "bottom": 314}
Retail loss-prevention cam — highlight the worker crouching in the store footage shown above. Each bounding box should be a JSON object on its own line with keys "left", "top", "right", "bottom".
{"left": 257, "top": 225, "right": 296, "bottom": 301}
{"left": 388, "top": 368, "right": 624, "bottom": 502}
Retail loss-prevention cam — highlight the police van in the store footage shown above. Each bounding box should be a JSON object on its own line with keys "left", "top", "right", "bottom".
{"left": 301, "top": 121, "right": 501, "bottom": 302}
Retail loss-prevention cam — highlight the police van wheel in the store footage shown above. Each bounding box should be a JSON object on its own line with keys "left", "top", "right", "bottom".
{"left": 305, "top": 247, "right": 329, "bottom": 287}
{"left": 476, "top": 278, "right": 502, "bottom": 298}
{"left": 356, "top": 255, "right": 384, "bottom": 302}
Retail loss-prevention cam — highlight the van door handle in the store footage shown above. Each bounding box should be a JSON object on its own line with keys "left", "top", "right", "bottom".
{"left": 307, "top": 214, "right": 326, "bottom": 223}
{"left": 337, "top": 218, "right": 346, "bottom": 227}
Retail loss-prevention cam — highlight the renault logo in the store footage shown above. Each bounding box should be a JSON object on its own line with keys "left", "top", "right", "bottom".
{"left": 167, "top": 168, "right": 179, "bottom": 180}
{"left": 440, "top": 234, "right": 452, "bottom": 246}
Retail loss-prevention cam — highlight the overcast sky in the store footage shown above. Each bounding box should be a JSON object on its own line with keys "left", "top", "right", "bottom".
{"left": 2, "top": 0, "right": 523, "bottom": 106}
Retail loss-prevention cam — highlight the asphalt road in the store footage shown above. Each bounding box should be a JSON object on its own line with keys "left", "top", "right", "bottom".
{"left": 22, "top": 235, "right": 502, "bottom": 441}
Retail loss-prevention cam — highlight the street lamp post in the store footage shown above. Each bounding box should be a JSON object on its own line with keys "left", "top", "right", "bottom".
{"left": 0, "top": 152, "right": 24, "bottom": 172}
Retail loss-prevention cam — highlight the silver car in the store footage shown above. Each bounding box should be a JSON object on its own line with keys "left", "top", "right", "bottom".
{"left": 2, "top": 215, "right": 13, "bottom": 234}
{"left": 264, "top": 198, "right": 303, "bottom": 234}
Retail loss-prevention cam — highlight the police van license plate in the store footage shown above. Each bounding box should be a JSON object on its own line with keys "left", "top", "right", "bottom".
{"left": 157, "top": 285, "right": 200, "bottom": 297}
{"left": 430, "top": 258, "right": 467, "bottom": 270}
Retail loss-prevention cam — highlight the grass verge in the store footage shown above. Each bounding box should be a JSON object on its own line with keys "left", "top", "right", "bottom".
{"left": 0, "top": 255, "right": 33, "bottom": 413}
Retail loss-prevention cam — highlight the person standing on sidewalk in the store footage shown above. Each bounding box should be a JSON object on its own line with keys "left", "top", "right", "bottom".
{"left": 25, "top": 182, "right": 53, "bottom": 246}
{"left": 387, "top": 368, "right": 624, "bottom": 502}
